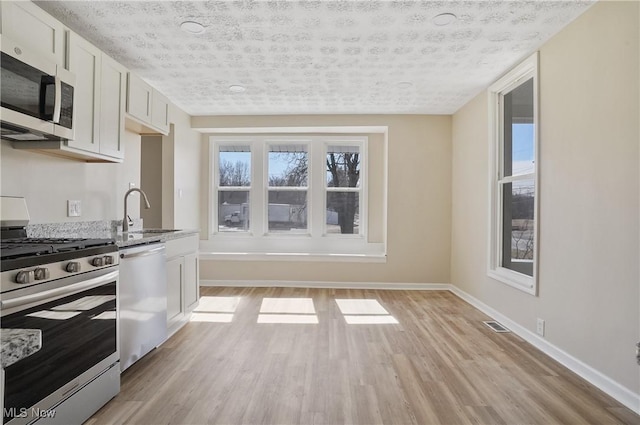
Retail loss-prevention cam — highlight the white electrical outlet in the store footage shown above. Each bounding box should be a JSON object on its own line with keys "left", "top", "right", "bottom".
{"left": 536, "top": 318, "right": 545, "bottom": 336}
{"left": 67, "top": 200, "right": 81, "bottom": 217}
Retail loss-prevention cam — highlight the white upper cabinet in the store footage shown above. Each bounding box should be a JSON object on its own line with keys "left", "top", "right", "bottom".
{"left": 127, "top": 72, "right": 171, "bottom": 135}
{"left": 66, "top": 32, "right": 101, "bottom": 153}
{"left": 65, "top": 31, "right": 125, "bottom": 161}
{"left": 99, "top": 54, "right": 127, "bottom": 158}
{"left": 0, "top": 1, "right": 65, "bottom": 66}
{"left": 127, "top": 72, "right": 153, "bottom": 124}
{"left": 151, "top": 90, "right": 170, "bottom": 135}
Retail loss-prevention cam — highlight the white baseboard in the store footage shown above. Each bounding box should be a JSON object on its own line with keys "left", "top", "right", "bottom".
{"left": 449, "top": 285, "right": 640, "bottom": 415}
{"left": 200, "top": 279, "right": 450, "bottom": 291}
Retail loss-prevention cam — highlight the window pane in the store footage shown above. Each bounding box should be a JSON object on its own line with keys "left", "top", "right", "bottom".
{"left": 268, "top": 191, "right": 307, "bottom": 232}
{"left": 219, "top": 145, "right": 251, "bottom": 186}
{"left": 502, "top": 78, "right": 534, "bottom": 177}
{"left": 218, "top": 191, "right": 249, "bottom": 232}
{"left": 326, "top": 192, "right": 359, "bottom": 234}
{"left": 268, "top": 145, "right": 308, "bottom": 187}
{"left": 501, "top": 180, "right": 534, "bottom": 276}
{"left": 327, "top": 146, "right": 361, "bottom": 188}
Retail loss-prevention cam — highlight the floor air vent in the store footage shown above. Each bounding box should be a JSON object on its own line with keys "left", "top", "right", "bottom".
{"left": 483, "top": 321, "right": 510, "bottom": 333}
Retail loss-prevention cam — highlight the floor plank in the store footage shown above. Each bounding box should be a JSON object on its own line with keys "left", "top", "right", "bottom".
{"left": 87, "top": 287, "right": 639, "bottom": 425}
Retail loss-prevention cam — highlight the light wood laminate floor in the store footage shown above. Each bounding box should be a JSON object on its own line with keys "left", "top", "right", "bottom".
{"left": 87, "top": 287, "right": 639, "bottom": 425}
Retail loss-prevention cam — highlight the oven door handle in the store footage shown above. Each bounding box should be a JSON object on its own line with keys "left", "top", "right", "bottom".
{"left": 0, "top": 270, "right": 119, "bottom": 310}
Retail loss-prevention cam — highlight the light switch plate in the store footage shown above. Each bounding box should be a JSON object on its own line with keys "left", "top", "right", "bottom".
{"left": 67, "top": 200, "right": 81, "bottom": 217}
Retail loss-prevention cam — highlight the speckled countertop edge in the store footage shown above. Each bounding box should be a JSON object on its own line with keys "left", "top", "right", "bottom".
{"left": 1, "top": 329, "right": 42, "bottom": 368}
{"left": 26, "top": 221, "right": 199, "bottom": 248}
{"left": 117, "top": 229, "right": 200, "bottom": 248}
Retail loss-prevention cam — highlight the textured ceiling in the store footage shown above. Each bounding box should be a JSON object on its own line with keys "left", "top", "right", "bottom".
{"left": 36, "top": 1, "right": 594, "bottom": 116}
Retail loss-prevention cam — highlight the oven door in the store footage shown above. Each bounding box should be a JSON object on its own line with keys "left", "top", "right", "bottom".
{"left": 1, "top": 269, "right": 118, "bottom": 425}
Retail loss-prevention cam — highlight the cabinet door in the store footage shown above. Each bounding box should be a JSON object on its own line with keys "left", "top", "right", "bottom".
{"left": 66, "top": 31, "right": 100, "bottom": 153}
{"left": 1, "top": 1, "right": 65, "bottom": 66}
{"left": 151, "top": 90, "right": 170, "bottom": 134}
{"left": 127, "top": 72, "right": 152, "bottom": 124}
{"left": 183, "top": 253, "right": 199, "bottom": 312}
{"left": 166, "top": 257, "right": 184, "bottom": 325}
{"left": 99, "top": 54, "right": 126, "bottom": 158}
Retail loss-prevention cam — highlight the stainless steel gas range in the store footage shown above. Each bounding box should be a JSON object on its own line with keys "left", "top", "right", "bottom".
{"left": 1, "top": 197, "right": 120, "bottom": 425}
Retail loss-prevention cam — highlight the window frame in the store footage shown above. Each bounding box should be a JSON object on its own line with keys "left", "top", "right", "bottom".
{"left": 213, "top": 139, "right": 254, "bottom": 235}
{"left": 323, "top": 140, "right": 366, "bottom": 238}
{"left": 208, "top": 135, "right": 371, "bottom": 256}
{"left": 264, "top": 140, "right": 311, "bottom": 236}
{"left": 487, "top": 52, "right": 540, "bottom": 295}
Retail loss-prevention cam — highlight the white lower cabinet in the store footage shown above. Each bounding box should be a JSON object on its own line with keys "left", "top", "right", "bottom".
{"left": 165, "top": 235, "right": 199, "bottom": 335}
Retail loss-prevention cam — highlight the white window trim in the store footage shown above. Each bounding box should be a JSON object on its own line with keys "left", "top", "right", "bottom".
{"left": 487, "top": 52, "right": 540, "bottom": 295}
{"left": 264, "top": 139, "right": 311, "bottom": 236}
{"left": 206, "top": 135, "right": 379, "bottom": 258}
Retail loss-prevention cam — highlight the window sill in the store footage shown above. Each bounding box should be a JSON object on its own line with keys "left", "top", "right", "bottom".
{"left": 199, "top": 251, "right": 387, "bottom": 263}
{"left": 487, "top": 267, "right": 536, "bottom": 295}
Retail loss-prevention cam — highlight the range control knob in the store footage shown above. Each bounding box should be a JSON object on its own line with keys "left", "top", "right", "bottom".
{"left": 91, "top": 257, "right": 104, "bottom": 267}
{"left": 15, "top": 270, "right": 34, "bottom": 284}
{"left": 34, "top": 267, "right": 50, "bottom": 280}
{"left": 103, "top": 255, "right": 114, "bottom": 265}
{"left": 65, "top": 262, "right": 81, "bottom": 273}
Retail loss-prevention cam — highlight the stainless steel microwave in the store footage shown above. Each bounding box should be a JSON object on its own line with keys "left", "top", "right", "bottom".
{"left": 0, "top": 35, "right": 75, "bottom": 142}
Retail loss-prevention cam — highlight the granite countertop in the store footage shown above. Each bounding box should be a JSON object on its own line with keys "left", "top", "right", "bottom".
{"left": 116, "top": 229, "right": 200, "bottom": 248}
{"left": 26, "top": 221, "right": 199, "bottom": 249}
{"left": 1, "top": 329, "right": 42, "bottom": 368}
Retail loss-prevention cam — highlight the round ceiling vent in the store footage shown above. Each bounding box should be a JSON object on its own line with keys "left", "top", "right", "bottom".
{"left": 180, "top": 21, "right": 205, "bottom": 35}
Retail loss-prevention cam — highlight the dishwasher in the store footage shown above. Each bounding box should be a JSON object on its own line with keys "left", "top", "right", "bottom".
{"left": 119, "top": 242, "right": 167, "bottom": 372}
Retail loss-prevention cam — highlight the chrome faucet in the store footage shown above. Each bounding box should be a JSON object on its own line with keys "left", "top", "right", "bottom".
{"left": 123, "top": 188, "right": 151, "bottom": 232}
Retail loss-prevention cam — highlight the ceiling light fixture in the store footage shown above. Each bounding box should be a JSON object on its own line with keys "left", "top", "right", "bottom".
{"left": 432, "top": 13, "right": 457, "bottom": 26}
{"left": 229, "top": 85, "right": 246, "bottom": 93}
{"left": 180, "top": 21, "right": 205, "bottom": 35}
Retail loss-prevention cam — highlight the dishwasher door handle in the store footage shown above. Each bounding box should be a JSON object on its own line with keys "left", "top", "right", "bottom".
{"left": 120, "top": 245, "right": 165, "bottom": 259}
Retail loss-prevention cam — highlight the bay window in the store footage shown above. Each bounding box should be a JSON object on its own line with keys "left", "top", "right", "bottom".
{"left": 208, "top": 135, "right": 380, "bottom": 259}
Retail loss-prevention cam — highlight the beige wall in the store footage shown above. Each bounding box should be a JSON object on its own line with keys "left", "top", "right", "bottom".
{"left": 0, "top": 130, "right": 141, "bottom": 223}
{"left": 451, "top": 0, "right": 639, "bottom": 394}
{"left": 192, "top": 114, "right": 452, "bottom": 284}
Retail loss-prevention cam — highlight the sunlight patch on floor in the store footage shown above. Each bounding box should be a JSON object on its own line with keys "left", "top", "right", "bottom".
{"left": 258, "top": 298, "right": 318, "bottom": 324}
{"left": 335, "top": 299, "right": 390, "bottom": 315}
{"left": 260, "top": 298, "right": 316, "bottom": 314}
{"left": 196, "top": 296, "right": 242, "bottom": 313}
{"left": 191, "top": 296, "right": 243, "bottom": 323}
{"left": 335, "top": 299, "right": 398, "bottom": 325}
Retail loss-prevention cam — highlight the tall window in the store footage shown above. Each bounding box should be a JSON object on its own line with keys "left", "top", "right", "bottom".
{"left": 217, "top": 145, "right": 251, "bottom": 233}
{"left": 488, "top": 52, "right": 538, "bottom": 295}
{"left": 209, "top": 136, "right": 371, "bottom": 256}
{"left": 325, "top": 145, "right": 361, "bottom": 235}
{"left": 267, "top": 144, "right": 309, "bottom": 233}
